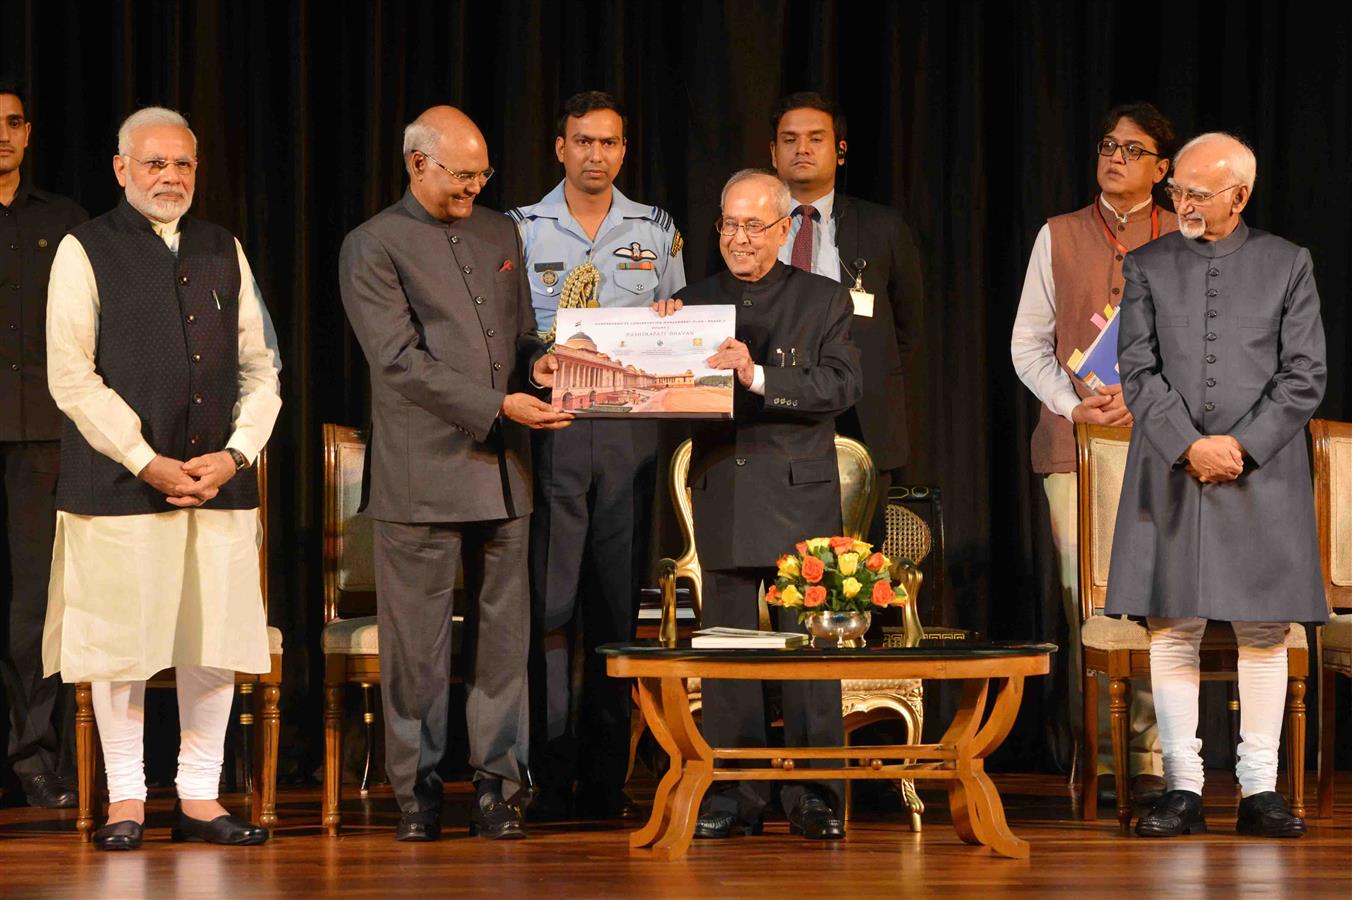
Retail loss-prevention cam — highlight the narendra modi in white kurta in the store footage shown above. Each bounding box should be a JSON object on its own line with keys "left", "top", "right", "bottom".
{"left": 41, "top": 215, "right": 281, "bottom": 684}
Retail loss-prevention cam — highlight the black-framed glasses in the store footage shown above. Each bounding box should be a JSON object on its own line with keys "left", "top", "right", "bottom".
{"left": 2, "top": 115, "right": 25, "bottom": 130}
{"left": 123, "top": 154, "right": 198, "bottom": 175}
{"left": 714, "top": 216, "right": 787, "bottom": 237}
{"left": 424, "top": 153, "right": 494, "bottom": 185}
{"left": 1096, "top": 139, "right": 1161, "bottom": 162}
{"left": 1164, "top": 180, "right": 1243, "bottom": 206}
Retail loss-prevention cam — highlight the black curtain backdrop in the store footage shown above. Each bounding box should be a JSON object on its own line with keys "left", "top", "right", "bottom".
{"left": 4, "top": 0, "right": 1349, "bottom": 780}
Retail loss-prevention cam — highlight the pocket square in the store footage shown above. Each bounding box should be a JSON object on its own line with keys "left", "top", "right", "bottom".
{"left": 498, "top": 259, "right": 514, "bottom": 272}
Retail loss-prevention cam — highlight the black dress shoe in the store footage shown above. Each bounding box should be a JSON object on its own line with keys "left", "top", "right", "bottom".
{"left": 93, "top": 820, "right": 144, "bottom": 851}
{"left": 395, "top": 812, "right": 441, "bottom": 842}
{"left": 170, "top": 802, "right": 269, "bottom": 845}
{"left": 1135, "top": 790, "right": 1206, "bottom": 837}
{"left": 694, "top": 809, "right": 763, "bottom": 839}
{"left": 787, "top": 795, "right": 845, "bottom": 840}
{"left": 1236, "top": 791, "right": 1306, "bottom": 838}
{"left": 470, "top": 789, "right": 527, "bottom": 840}
{"left": 21, "top": 773, "right": 77, "bottom": 809}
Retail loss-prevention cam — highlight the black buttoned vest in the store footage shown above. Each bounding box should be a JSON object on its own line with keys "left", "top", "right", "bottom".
{"left": 56, "top": 199, "right": 258, "bottom": 515}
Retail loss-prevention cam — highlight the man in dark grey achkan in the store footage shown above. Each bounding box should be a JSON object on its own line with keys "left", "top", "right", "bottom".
{"left": 338, "top": 106, "right": 572, "bottom": 842}
{"left": 1106, "top": 133, "right": 1326, "bottom": 840}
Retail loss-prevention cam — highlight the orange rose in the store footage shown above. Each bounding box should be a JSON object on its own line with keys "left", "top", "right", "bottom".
{"left": 795, "top": 541, "right": 809, "bottom": 557}
{"left": 829, "top": 536, "right": 855, "bottom": 554}
{"left": 804, "top": 585, "right": 827, "bottom": 608}
{"left": 865, "top": 552, "right": 887, "bottom": 573}
{"left": 871, "top": 580, "right": 895, "bottom": 607}
{"left": 801, "top": 555, "right": 825, "bottom": 583}
{"left": 766, "top": 585, "right": 782, "bottom": 606}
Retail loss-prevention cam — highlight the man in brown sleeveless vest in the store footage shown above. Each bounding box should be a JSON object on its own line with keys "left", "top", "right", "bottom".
{"left": 1011, "top": 103, "right": 1178, "bottom": 803}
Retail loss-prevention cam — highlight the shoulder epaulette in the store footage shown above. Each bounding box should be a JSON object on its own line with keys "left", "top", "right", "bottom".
{"left": 649, "top": 206, "right": 674, "bottom": 232}
{"left": 505, "top": 207, "right": 526, "bottom": 223}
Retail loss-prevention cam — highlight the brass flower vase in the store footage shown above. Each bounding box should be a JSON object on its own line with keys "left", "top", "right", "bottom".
{"left": 804, "top": 610, "right": 872, "bottom": 648}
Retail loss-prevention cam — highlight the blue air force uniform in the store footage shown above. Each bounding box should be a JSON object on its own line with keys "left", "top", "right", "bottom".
{"left": 508, "top": 182, "right": 685, "bottom": 812}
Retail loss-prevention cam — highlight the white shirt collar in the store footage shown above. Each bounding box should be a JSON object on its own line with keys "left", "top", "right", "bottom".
{"left": 1099, "top": 193, "right": 1152, "bottom": 225}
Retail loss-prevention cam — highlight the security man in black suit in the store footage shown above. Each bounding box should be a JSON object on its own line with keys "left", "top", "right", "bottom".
{"left": 655, "top": 168, "right": 862, "bottom": 840}
{"left": 0, "top": 80, "right": 85, "bottom": 809}
{"left": 769, "top": 91, "right": 924, "bottom": 544}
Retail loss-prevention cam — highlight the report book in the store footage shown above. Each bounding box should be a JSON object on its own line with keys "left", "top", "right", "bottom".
{"left": 550, "top": 306, "right": 736, "bottom": 418}
{"left": 690, "top": 627, "right": 809, "bottom": 649}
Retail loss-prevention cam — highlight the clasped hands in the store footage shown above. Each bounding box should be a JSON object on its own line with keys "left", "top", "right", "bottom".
{"left": 651, "top": 298, "right": 755, "bottom": 388}
{"left": 138, "top": 452, "right": 239, "bottom": 507}
{"left": 1185, "top": 434, "right": 1245, "bottom": 484}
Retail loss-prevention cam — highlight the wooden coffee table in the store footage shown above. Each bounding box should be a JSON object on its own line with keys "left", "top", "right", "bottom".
{"left": 601, "top": 640, "right": 1054, "bottom": 860}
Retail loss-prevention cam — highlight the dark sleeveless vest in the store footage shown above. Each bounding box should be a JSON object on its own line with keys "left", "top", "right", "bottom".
{"left": 56, "top": 199, "right": 258, "bottom": 515}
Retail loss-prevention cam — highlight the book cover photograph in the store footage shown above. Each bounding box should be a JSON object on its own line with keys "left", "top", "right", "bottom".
{"left": 1066, "top": 302, "right": 1121, "bottom": 390}
{"left": 549, "top": 305, "right": 737, "bottom": 418}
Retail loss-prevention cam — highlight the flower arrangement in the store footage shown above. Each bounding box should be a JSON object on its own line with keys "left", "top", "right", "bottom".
{"left": 766, "top": 536, "right": 909, "bottom": 620}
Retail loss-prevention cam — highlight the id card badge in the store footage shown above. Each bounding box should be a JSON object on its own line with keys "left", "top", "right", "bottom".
{"left": 849, "top": 288, "right": 875, "bottom": 317}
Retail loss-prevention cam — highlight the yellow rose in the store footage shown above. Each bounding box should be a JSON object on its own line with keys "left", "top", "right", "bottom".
{"left": 776, "top": 555, "right": 801, "bottom": 578}
{"left": 805, "top": 537, "right": 831, "bottom": 553}
{"left": 852, "top": 540, "right": 872, "bottom": 556}
{"left": 780, "top": 584, "right": 804, "bottom": 607}
{"left": 841, "top": 577, "right": 862, "bottom": 599}
{"left": 837, "top": 552, "right": 859, "bottom": 576}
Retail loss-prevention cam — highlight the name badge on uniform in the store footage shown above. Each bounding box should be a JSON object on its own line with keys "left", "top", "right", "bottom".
{"left": 849, "top": 289, "right": 875, "bottom": 317}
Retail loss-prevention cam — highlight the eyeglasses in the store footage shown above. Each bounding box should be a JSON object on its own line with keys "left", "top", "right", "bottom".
{"left": 2, "top": 115, "right": 25, "bottom": 130}
{"left": 424, "top": 154, "right": 495, "bottom": 185}
{"left": 123, "top": 155, "right": 198, "bottom": 175}
{"left": 1096, "top": 139, "right": 1161, "bottom": 162}
{"left": 714, "top": 216, "right": 787, "bottom": 237}
{"left": 1164, "top": 181, "right": 1243, "bottom": 205}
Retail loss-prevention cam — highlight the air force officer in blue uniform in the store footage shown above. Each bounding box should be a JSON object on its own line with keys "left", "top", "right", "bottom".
{"left": 507, "top": 91, "right": 685, "bottom": 818}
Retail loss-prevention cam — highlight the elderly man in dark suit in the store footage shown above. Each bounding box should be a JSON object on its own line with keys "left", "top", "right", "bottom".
{"left": 1106, "top": 133, "right": 1327, "bottom": 840}
{"left": 655, "top": 168, "right": 862, "bottom": 840}
{"left": 768, "top": 91, "right": 923, "bottom": 544}
{"left": 339, "top": 106, "right": 571, "bottom": 842}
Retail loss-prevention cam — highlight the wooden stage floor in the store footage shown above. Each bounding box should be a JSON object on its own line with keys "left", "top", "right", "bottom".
{"left": 1, "top": 773, "right": 1349, "bottom": 898}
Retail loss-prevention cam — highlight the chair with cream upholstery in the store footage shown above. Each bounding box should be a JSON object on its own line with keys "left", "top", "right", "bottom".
{"left": 1075, "top": 423, "right": 1309, "bottom": 830}
{"left": 654, "top": 435, "right": 926, "bottom": 830}
{"left": 1310, "top": 418, "right": 1352, "bottom": 818}
{"left": 73, "top": 449, "right": 283, "bottom": 841}
{"left": 320, "top": 423, "right": 465, "bottom": 835}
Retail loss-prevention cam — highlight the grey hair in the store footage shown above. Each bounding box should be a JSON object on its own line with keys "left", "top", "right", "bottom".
{"left": 720, "top": 168, "right": 792, "bottom": 218}
{"left": 402, "top": 119, "right": 440, "bottom": 157}
{"left": 117, "top": 107, "right": 196, "bottom": 156}
{"left": 1175, "top": 131, "right": 1257, "bottom": 191}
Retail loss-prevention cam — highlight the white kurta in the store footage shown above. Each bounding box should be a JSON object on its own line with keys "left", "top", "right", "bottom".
{"left": 41, "top": 215, "right": 282, "bottom": 683}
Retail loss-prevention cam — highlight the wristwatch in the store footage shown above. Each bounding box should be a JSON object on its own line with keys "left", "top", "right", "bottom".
{"left": 226, "top": 448, "right": 250, "bottom": 471}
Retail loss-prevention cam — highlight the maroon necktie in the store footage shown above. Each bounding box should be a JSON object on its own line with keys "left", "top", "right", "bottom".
{"left": 790, "top": 204, "right": 816, "bottom": 272}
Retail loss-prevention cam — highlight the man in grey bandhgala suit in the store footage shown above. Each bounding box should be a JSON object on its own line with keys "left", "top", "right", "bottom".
{"left": 1106, "top": 133, "right": 1326, "bottom": 840}
{"left": 339, "top": 106, "right": 571, "bottom": 842}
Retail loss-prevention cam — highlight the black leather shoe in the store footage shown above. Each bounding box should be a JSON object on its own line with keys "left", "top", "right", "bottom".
{"left": 170, "top": 802, "right": 269, "bottom": 845}
{"left": 1236, "top": 791, "right": 1306, "bottom": 838}
{"left": 694, "top": 809, "right": 763, "bottom": 839}
{"left": 1135, "top": 790, "right": 1206, "bottom": 837}
{"left": 21, "top": 773, "right": 77, "bottom": 809}
{"left": 395, "top": 812, "right": 441, "bottom": 842}
{"left": 470, "top": 789, "right": 527, "bottom": 840}
{"left": 788, "top": 795, "right": 845, "bottom": 840}
{"left": 93, "top": 820, "right": 144, "bottom": 851}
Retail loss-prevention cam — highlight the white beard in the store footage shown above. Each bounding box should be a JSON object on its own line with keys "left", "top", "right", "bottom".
{"left": 1178, "top": 212, "right": 1206, "bottom": 239}
{"left": 125, "top": 180, "right": 193, "bottom": 224}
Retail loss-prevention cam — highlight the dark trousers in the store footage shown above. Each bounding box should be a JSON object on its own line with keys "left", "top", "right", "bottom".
{"left": 0, "top": 441, "right": 68, "bottom": 780}
{"left": 373, "top": 515, "right": 530, "bottom": 815}
{"left": 529, "top": 419, "right": 657, "bottom": 803}
{"left": 699, "top": 568, "right": 844, "bottom": 821}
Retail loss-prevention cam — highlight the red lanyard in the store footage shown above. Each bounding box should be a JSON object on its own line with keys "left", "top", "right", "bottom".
{"left": 1095, "top": 197, "right": 1159, "bottom": 255}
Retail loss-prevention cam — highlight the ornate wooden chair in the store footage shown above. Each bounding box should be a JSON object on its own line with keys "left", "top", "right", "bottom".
{"left": 74, "top": 449, "right": 283, "bottom": 841}
{"left": 653, "top": 435, "right": 926, "bottom": 830}
{"left": 1310, "top": 418, "right": 1352, "bottom": 818}
{"left": 320, "top": 424, "right": 464, "bottom": 835}
{"left": 1074, "top": 423, "right": 1309, "bottom": 830}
